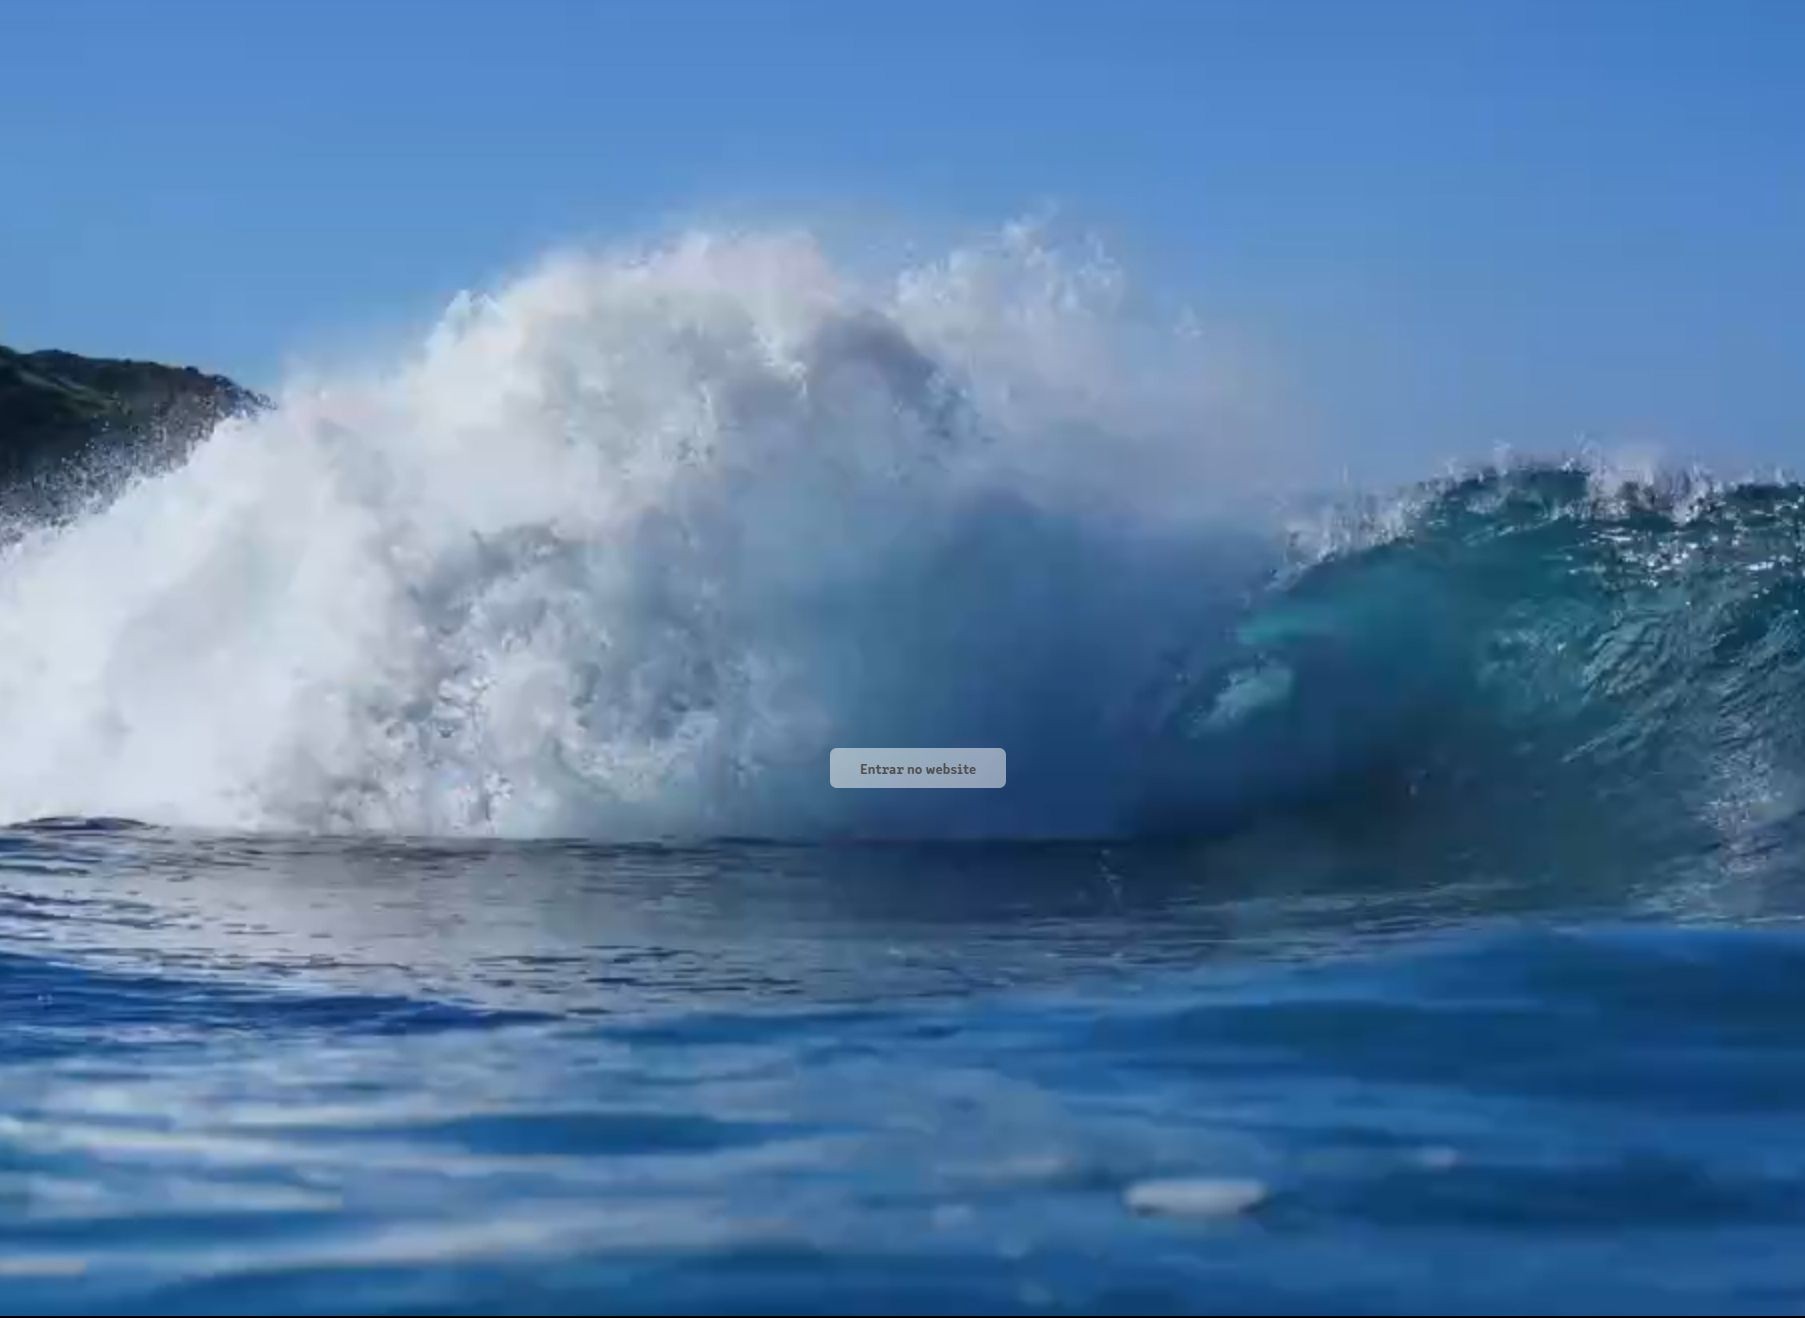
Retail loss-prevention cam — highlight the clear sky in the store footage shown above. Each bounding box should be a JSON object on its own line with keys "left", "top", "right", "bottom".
{"left": 3, "top": 0, "right": 1800, "bottom": 476}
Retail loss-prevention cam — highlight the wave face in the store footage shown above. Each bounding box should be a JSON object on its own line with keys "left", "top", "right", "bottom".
{"left": 1150, "top": 468, "right": 1805, "bottom": 875}
{"left": 0, "top": 229, "right": 1284, "bottom": 837}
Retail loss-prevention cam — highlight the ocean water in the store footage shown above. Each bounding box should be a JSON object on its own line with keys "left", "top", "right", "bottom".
{"left": 7, "top": 828, "right": 1805, "bottom": 1314}
{"left": 6, "top": 231, "right": 1805, "bottom": 1311}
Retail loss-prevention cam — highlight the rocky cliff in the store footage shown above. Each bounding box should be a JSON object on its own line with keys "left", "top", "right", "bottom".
{"left": 0, "top": 344, "right": 266, "bottom": 517}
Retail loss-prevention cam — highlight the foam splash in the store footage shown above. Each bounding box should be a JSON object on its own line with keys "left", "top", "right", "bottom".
{"left": 0, "top": 227, "right": 1284, "bottom": 837}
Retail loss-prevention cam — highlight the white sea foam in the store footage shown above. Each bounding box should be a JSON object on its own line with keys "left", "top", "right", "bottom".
{"left": 0, "top": 226, "right": 1297, "bottom": 837}
{"left": 1123, "top": 1176, "right": 1269, "bottom": 1218}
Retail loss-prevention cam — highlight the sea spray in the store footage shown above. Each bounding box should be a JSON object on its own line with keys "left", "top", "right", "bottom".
{"left": 0, "top": 228, "right": 1283, "bottom": 836}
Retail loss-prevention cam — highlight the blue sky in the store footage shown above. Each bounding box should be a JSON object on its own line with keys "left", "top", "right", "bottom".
{"left": 3, "top": 0, "right": 1800, "bottom": 475}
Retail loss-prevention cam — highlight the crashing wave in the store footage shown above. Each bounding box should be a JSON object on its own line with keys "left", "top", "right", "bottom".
{"left": 0, "top": 228, "right": 1282, "bottom": 838}
{"left": 2, "top": 227, "right": 1797, "bottom": 852}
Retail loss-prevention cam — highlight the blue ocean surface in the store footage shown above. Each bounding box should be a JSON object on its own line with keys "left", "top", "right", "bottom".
{"left": 5, "top": 820, "right": 1805, "bottom": 1315}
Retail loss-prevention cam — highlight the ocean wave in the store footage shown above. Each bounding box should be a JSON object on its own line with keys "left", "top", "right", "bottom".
{"left": 1156, "top": 465, "right": 1805, "bottom": 866}
{"left": 0, "top": 227, "right": 1279, "bottom": 837}
{"left": 0, "top": 229, "right": 1798, "bottom": 848}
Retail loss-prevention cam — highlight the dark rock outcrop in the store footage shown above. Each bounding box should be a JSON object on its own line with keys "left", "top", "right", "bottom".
{"left": 0, "top": 344, "right": 267, "bottom": 518}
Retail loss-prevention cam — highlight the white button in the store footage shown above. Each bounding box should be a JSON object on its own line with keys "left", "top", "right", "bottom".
{"left": 830, "top": 748, "right": 1006, "bottom": 788}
